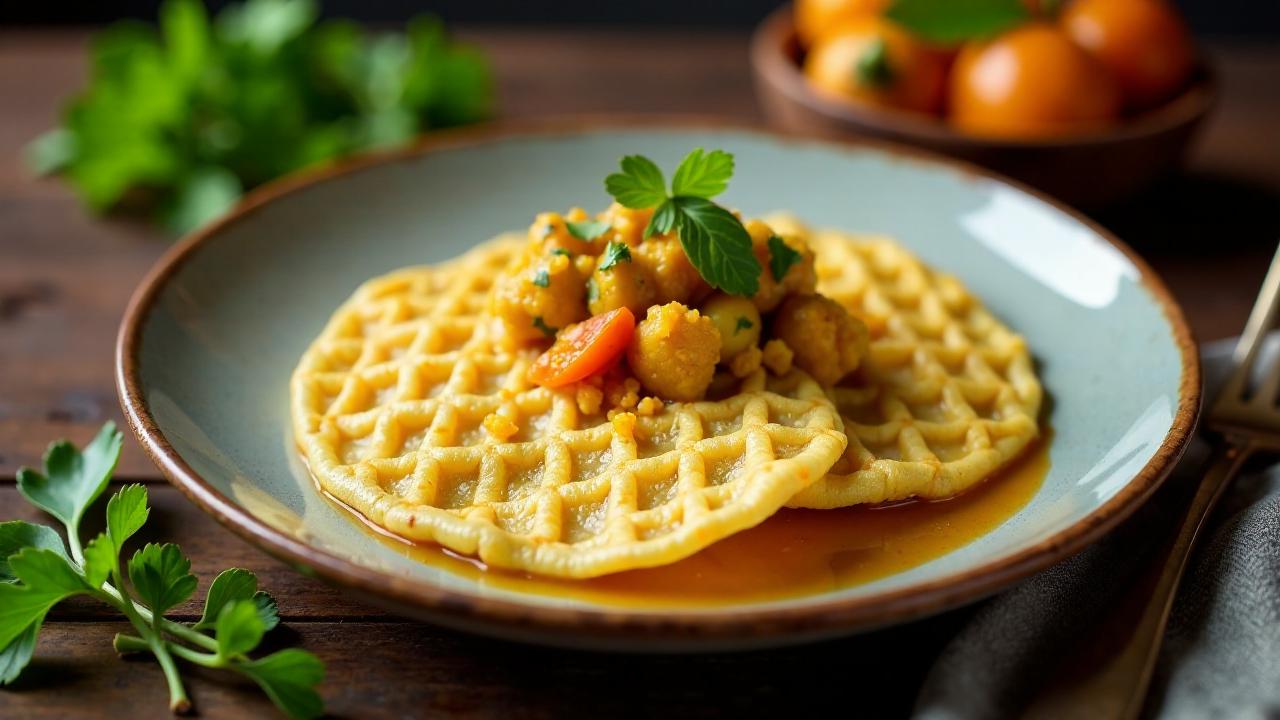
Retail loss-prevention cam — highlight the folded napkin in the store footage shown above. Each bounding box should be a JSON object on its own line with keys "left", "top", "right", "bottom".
{"left": 914, "top": 340, "right": 1280, "bottom": 719}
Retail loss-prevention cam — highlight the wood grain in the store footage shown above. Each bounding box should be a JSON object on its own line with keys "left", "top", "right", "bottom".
{"left": 1, "top": 27, "right": 1279, "bottom": 719}
{"left": 0, "top": 615, "right": 968, "bottom": 719}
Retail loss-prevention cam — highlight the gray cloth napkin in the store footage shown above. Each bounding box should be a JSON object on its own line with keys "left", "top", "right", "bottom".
{"left": 914, "top": 340, "right": 1280, "bottom": 719}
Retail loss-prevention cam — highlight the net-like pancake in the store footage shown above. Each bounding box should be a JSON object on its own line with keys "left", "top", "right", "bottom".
{"left": 291, "top": 238, "right": 847, "bottom": 578}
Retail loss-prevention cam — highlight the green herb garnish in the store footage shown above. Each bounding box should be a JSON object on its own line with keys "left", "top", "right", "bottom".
{"left": 566, "top": 220, "right": 611, "bottom": 241}
{"left": 604, "top": 148, "right": 762, "bottom": 297}
{"left": 532, "top": 316, "right": 557, "bottom": 337}
{"left": 532, "top": 269, "right": 551, "bottom": 288}
{"left": 597, "top": 242, "right": 632, "bottom": 272}
{"left": 3, "top": 423, "right": 323, "bottom": 718}
{"left": 550, "top": 247, "right": 573, "bottom": 258}
{"left": 26, "top": 0, "right": 493, "bottom": 234}
{"left": 734, "top": 317, "right": 754, "bottom": 334}
{"left": 767, "top": 235, "right": 802, "bottom": 282}
{"left": 586, "top": 277, "right": 600, "bottom": 304}
{"left": 886, "top": 0, "right": 1029, "bottom": 45}
{"left": 856, "top": 37, "right": 894, "bottom": 87}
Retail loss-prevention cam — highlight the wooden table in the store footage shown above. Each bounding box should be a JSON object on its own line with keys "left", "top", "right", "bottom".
{"left": 2, "top": 28, "right": 1278, "bottom": 718}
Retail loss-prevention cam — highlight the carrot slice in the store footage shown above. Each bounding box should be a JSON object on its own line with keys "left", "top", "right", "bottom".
{"left": 527, "top": 307, "right": 636, "bottom": 388}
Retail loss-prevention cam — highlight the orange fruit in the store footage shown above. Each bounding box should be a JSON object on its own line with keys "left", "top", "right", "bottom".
{"left": 948, "top": 23, "right": 1121, "bottom": 138}
{"left": 803, "top": 17, "right": 949, "bottom": 116}
{"left": 1061, "top": 0, "right": 1196, "bottom": 110}
{"left": 795, "top": 0, "right": 892, "bottom": 47}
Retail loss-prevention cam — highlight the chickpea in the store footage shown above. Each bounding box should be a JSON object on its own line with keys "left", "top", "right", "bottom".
{"left": 490, "top": 247, "right": 588, "bottom": 345}
{"left": 745, "top": 220, "right": 817, "bottom": 312}
{"left": 772, "top": 294, "right": 869, "bottom": 386}
{"left": 699, "top": 292, "right": 762, "bottom": 362}
{"left": 632, "top": 237, "right": 712, "bottom": 306}
{"left": 589, "top": 259, "right": 657, "bottom": 316}
{"left": 627, "top": 302, "right": 721, "bottom": 402}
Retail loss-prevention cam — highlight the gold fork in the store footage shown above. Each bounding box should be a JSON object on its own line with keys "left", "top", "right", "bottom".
{"left": 1024, "top": 244, "right": 1280, "bottom": 719}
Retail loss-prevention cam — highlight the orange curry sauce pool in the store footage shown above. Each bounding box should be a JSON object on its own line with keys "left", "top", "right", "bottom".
{"left": 322, "top": 430, "right": 1051, "bottom": 608}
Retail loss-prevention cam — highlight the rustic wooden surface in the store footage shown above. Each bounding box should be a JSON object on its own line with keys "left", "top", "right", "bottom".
{"left": 1, "top": 27, "right": 1278, "bottom": 719}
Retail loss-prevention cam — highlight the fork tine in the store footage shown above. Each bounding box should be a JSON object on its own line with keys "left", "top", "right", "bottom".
{"left": 1222, "top": 243, "right": 1280, "bottom": 404}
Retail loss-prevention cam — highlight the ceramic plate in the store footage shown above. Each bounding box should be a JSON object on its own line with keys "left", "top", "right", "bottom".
{"left": 116, "top": 119, "right": 1199, "bottom": 651}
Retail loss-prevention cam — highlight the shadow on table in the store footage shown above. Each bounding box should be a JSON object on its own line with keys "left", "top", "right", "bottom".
{"left": 1096, "top": 172, "right": 1280, "bottom": 254}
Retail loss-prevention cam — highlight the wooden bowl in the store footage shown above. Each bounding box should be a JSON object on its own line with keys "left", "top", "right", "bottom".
{"left": 750, "top": 7, "right": 1217, "bottom": 209}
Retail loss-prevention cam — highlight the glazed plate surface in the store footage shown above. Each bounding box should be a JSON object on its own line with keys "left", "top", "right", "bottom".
{"left": 117, "top": 120, "right": 1199, "bottom": 650}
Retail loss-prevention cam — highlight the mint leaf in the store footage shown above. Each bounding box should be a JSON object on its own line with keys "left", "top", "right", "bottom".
{"left": 106, "top": 484, "right": 149, "bottom": 549}
{"left": 671, "top": 148, "right": 734, "bottom": 199}
{"left": 644, "top": 200, "right": 678, "bottom": 240}
{"left": 239, "top": 649, "right": 326, "bottom": 720}
{"left": 215, "top": 599, "right": 265, "bottom": 658}
{"left": 604, "top": 155, "right": 667, "bottom": 209}
{"left": 252, "top": 591, "right": 281, "bottom": 632}
{"left": 565, "top": 220, "right": 611, "bottom": 241}
{"left": 0, "top": 522, "right": 67, "bottom": 584}
{"left": 16, "top": 422, "right": 123, "bottom": 531}
{"left": 127, "top": 543, "right": 197, "bottom": 614}
{"left": 767, "top": 235, "right": 802, "bottom": 282}
{"left": 195, "top": 567, "right": 259, "bottom": 631}
{"left": 81, "top": 534, "right": 117, "bottom": 588}
{"left": 0, "top": 622, "right": 39, "bottom": 685}
{"left": 672, "top": 197, "right": 761, "bottom": 297}
{"left": 597, "top": 242, "right": 632, "bottom": 272}
{"left": 886, "top": 0, "right": 1029, "bottom": 44}
{"left": 531, "top": 269, "right": 550, "bottom": 288}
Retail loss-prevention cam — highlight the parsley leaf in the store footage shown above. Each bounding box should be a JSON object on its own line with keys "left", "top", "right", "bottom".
{"left": 565, "top": 219, "right": 611, "bottom": 241}
{"left": 604, "top": 155, "right": 668, "bottom": 209}
{"left": 106, "top": 483, "right": 150, "bottom": 549}
{"left": 253, "top": 590, "right": 282, "bottom": 632}
{"left": 0, "top": 549, "right": 88, "bottom": 651}
{"left": 81, "top": 533, "right": 117, "bottom": 588}
{"left": 767, "top": 235, "right": 802, "bottom": 282}
{"left": 0, "top": 522, "right": 67, "bottom": 584}
{"left": 735, "top": 317, "right": 755, "bottom": 334}
{"left": 127, "top": 543, "right": 198, "bottom": 614}
{"left": 531, "top": 269, "right": 550, "bottom": 288}
{"left": 215, "top": 599, "right": 266, "bottom": 659}
{"left": 886, "top": 0, "right": 1029, "bottom": 44}
{"left": 532, "top": 316, "right": 557, "bottom": 338}
{"left": 0, "top": 623, "right": 39, "bottom": 685}
{"left": 673, "top": 197, "right": 761, "bottom": 296}
{"left": 239, "top": 649, "right": 326, "bottom": 720}
{"left": 196, "top": 568, "right": 259, "bottom": 630}
{"left": 671, "top": 148, "right": 735, "bottom": 199}
{"left": 16, "top": 422, "right": 122, "bottom": 533}
{"left": 598, "top": 242, "right": 632, "bottom": 271}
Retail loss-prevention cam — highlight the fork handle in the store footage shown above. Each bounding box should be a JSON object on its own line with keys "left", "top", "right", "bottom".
{"left": 1021, "top": 441, "right": 1252, "bottom": 720}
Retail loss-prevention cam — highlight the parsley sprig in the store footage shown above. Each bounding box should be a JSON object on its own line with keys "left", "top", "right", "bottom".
{"left": 2, "top": 423, "right": 324, "bottom": 719}
{"left": 27, "top": 0, "right": 493, "bottom": 234}
{"left": 605, "top": 148, "right": 762, "bottom": 296}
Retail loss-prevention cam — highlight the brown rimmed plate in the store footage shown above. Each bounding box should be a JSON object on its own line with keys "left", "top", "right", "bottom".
{"left": 116, "top": 117, "right": 1199, "bottom": 651}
